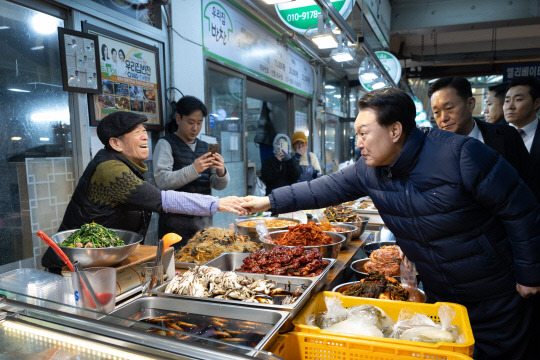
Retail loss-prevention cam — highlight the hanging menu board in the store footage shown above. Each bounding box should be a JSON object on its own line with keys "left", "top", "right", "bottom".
{"left": 202, "top": 0, "right": 314, "bottom": 97}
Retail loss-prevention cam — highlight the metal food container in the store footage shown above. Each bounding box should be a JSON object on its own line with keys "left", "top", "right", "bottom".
{"left": 344, "top": 215, "right": 370, "bottom": 238}
{"left": 204, "top": 252, "right": 336, "bottom": 293}
{"left": 362, "top": 241, "right": 397, "bottom": 256}
{"left": 50, "top": 229, "right": 143, "bottom": 267}
{"left": 151, "top": 272, "right": 316, "bottom": 330}
{"left": 262, "top": 230, "right": 345, "bottom": 259}
{"left": 108, "top": 296, "right": 290, "bottom": 350}
{"left": 331, "top": 281, "right": 426, "bottom": 303}
{"left": 350, "top": 257, "right": 403, "bottom": 281}
{"left": 316, "top": 222, "right": 357, "bottom": 248}
{"left": 234, "top": 217, "right": 300, "bottom": 243}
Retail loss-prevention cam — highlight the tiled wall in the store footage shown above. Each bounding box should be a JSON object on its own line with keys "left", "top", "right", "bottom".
{"left": 27, "top": 157, "right": 75, "bottom": 268}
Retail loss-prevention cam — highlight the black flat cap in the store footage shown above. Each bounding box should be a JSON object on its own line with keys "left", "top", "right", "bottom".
{"left": 97, "top": 111, "right": 148, "bottom": 147}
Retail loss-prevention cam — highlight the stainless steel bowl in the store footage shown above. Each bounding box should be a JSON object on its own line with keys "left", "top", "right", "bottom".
{"left": 234, "top": 217, "right": 300, "bottom": 243}
{"left": 362, "top": 241, "right": 398, "bottom": 256}
{"left": 50, "top": 229, "right": 143, "bottom": 267}
{"left": 331, "top": 281, "right": 426, "bottom": 303}
{"left": 316, "top": 222, "right": 357, "bottom": 248}
{"left": 340, "top": 215, "right": 369, "bottom": 239}
{"left": 262, "top": 230, "right": 346, "bottom": 259}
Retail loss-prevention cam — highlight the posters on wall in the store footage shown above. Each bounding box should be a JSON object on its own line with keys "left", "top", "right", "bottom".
{"left": 84, "top": 24, "right": 162, "bottom": 128}
{"left": 202, "top": 0, "right": 314, "bottom": 97}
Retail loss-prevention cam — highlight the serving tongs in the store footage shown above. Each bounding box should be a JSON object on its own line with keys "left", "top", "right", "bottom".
{"left": 36, "top": 230, "right": 104, "bottom": 313}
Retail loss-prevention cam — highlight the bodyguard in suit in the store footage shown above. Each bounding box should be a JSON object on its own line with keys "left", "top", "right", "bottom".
{"left": 429, "top": 77, "right": 531, "bottom": 183}
{"left": 483, "top": 83, "right": 508, "bottom": 124}
{"left": 504, "top": 76, "right": 540, "bottom": 201}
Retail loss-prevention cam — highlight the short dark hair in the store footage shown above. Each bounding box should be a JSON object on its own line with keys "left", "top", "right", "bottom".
{"left": 428, "top": 77, "right": 472, "bottom": 101}
{"left": 507, "top": 77, "right": 540, "bottom": 102}
{"left": 358, "top": 88, "right": 416, "bottom": 136}
{"left": 488, "top": 82, "right": 509, "bottom": 102}
{"left": 176, "top": 96, "right": 207, "bottom": 117}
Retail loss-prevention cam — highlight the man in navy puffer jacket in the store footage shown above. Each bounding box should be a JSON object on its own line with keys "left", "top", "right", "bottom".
{"left": 244, "top": 88, "right": 540, "bottom": 360}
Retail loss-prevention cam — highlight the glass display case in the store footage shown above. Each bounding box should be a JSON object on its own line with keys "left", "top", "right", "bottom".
{"left": 0, "top": 289, "right": 283, "bottom": 360}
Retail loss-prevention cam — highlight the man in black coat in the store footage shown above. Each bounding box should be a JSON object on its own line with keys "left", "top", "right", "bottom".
{"left": 504, "top": 76, "right": 540, "bottom": 202}
{"left": 429, "top": 77, "right": 531, "bottom": 184}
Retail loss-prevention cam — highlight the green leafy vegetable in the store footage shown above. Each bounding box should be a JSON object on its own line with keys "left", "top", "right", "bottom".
{"left": 60, "top": 222, "right": 124, "bottom": 248}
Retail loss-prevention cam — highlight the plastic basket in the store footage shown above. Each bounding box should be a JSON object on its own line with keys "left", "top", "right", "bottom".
{"left": 270, "top": 332, "right": 473, "bottom": 360}
{"left": 292, "top": 291, "right": 474, "bottom": 356}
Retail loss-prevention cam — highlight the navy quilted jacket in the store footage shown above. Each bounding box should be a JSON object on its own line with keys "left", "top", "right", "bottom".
{"left": 270, "top": 127, "right": 540, "bottom": 303}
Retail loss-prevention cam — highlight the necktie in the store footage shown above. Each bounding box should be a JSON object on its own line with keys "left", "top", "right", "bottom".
{"left": 517, "top": 128, "right": 526, "bottom": 138}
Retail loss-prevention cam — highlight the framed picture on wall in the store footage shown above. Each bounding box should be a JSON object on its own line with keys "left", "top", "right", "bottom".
{"left": 83, "top": 23, "right": 163, "bottom": 130}
{"left": 58, "top": 28, "right": 102, "bottom": 93}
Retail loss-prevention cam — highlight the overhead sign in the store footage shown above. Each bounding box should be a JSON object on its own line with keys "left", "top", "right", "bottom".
{"left": 503, "top": 62, "right": 540, "bottom": 82}
{"left": 358, "top": 51, "right": 401, "bottom": 91}
{"left": 202, "top": 0, "right": 314, "bottom": 97}
{"left": 275, "top": 0, "right": 353, "bottom": 35}
{"left": 375, "top": 51, "right": 401, "bottom": 84}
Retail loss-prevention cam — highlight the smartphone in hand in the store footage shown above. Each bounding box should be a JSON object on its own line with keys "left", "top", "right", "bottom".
{"left": 279, "top": 141, "right": 288, "bottom": 154}
{"left": 208, "top": 143, "right": 220, "bottom": 154}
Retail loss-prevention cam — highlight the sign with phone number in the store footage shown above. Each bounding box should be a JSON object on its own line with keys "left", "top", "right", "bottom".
{"left": 275, "top": 0, "right": 353, "bottom": 34}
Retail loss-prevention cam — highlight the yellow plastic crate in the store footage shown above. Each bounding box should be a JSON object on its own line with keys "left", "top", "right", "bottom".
{"left": 270, "top": 332, "right": 473, "bottom": 360}
{"left": 292, "top": 291, "right": 474, "bottom": 356}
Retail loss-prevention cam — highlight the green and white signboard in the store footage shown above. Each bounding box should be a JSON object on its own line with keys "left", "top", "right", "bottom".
{"left": 275, "top": 0, "right": 353, "bottom": 35}
{"left": 202, "top": 0, "right": 314, "bottom": 96}
{"left": 358, "top": 50, "right": 401, "bottom": 91}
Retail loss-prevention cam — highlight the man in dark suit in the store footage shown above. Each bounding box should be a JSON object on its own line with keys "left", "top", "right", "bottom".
{"left": 429, "top": 76, "right": 530, "bottom": 182}
{"left": 483, "top": 83, "right": 508, "bottom": 124}
{"left": 504, "top": 76, "right": 540, "bottom": 201}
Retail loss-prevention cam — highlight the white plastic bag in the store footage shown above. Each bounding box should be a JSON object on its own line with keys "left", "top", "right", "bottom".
{"left": 253, "top": 176, "right": 266, "bottom": 196}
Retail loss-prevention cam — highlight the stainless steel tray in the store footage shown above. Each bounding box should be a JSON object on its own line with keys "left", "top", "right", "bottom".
{"left": 109, "top": 295, "right": 290, "bottom": 350}
{"left": 150, "top": 272, "right": 316, "bottom": 330}
{"left": 203, "top": 252, "right": 336, "bottom": 293}
{"left": 174, "top": 261, "right": 199, "bottom": 269}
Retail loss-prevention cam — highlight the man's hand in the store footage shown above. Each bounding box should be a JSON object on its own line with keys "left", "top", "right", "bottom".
{"left": 276, "top": 150, "right": 284, "bottom": 162}
{"left": 209, "top": 153, "right": 226, "bottom": 176}
{"left": 217, "top": 196, "right": 248, "bottom": 215}
{"left": 193, "top": 153, "right": 214, "bottom": 174}
{"left": 516, "top": 284, "right": 540, "bottom": 299}
{"left": 243, "top": 195, "right": 271, "bottom": 214}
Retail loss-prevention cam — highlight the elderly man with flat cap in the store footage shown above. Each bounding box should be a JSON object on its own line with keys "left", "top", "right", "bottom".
{"left": 42, "top": 111, "right": 247, "bottom": 272}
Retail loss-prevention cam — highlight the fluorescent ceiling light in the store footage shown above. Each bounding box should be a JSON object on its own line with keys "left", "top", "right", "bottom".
{"left": 11, "top": 137, "right": 22, "bottom": 141}
{"left": 262, "top": 0, "right": 293, "bottom": 4}
{"left": 0, "top": 26, "right": 9, "bottom": 30}
{"left": 8, "top": 88, "right": 31, "bottom": 93}
{"left": 31, "top": 46, "right": 45, "bottom": 50}
{"left": 311, "top": 33, "right": 337, "bottom": 49}
{"left": 40, "top": 137, "right": 50, "bottom": 141}
{"left": 331, "top": 47, "right": 354, "bottom": 62}
{"left": 372, "top": 82, "right": 386, "bottom": 90}
{"left": 324, "top": 85, "right": 335, "bottom": 89}
{"left": 360, "top": 72, "right": 378, "bottom": 81}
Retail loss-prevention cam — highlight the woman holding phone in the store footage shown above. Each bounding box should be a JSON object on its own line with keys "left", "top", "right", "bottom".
{"left": 260, "top": 134, "right": 301, "bottom": 195}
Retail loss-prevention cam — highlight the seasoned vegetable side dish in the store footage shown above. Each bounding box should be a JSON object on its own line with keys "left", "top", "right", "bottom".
{"left": 59, "top": 222, "right": 124, "bottom": 248}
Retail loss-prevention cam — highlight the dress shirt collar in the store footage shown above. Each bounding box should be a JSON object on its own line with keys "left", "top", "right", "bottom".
{"left": 467, "top": 120, "right": 484, "bottom": 143}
